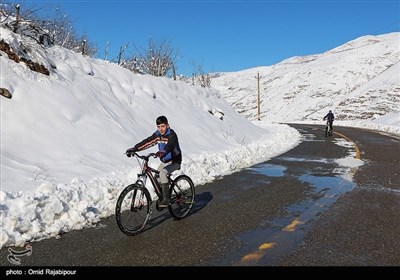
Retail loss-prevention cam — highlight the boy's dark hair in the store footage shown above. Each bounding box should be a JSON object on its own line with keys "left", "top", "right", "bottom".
{"left": 156, "top": 116, "right": 168, "bottom": 125}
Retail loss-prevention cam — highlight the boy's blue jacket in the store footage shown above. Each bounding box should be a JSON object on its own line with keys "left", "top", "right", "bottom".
{"left": 133, "top": 128, "right": 182, "bottom": 164}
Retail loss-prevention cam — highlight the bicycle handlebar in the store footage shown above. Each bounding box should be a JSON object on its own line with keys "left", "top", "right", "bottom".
{"left": 124, "top": 152, "right": 157, "bottom": 161}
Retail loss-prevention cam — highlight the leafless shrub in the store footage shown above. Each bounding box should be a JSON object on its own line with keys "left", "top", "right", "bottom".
{"left": 33, "top": 167, "right": 49, "bottom": 182}
{"left": 125, "top": 37, "right": 179, "bottom": 77}
{"left": 189, "top": 59, "right": 211, "bottom": 88}
{"left": 0, "top": 2, "right": 97, "bottom": 56}
{"left": 222, "top": 125, "right": 234, "bottom": 139}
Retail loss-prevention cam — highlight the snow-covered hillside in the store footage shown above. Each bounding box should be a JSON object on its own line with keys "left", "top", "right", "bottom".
{"left": 211, "top": 33, "right": 400, "bottom": 134}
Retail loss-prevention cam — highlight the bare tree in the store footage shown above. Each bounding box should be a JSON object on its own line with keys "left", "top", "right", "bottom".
{"left": 1, "top": 2, "right": 47, "bottom": 40}
{"left": 41, "top": 5, "right": 75, "bottom": 48}
{"left": 190, "top": 59, "right": 212, "bottom": 88}
{"left": 1, "top": 1, "right": 41, "bottom": 25}
{"left": 172, "top": 64, "right": 176, "bottom": 80}
{"left": 42, "top": 7, "right": 97, "bottom": 56}
{"left": 121, "top": 56, "right": 143, "bottom": 74}
{"left": 117, "top": 42, "right": 130, "bottom": 65}
{"left": 0, "top": 2, "right": 97, "bottom": 57}
{"left": 133, "top": 37, "right": 179, "bottom": 77}
{"left": 115, "top": 42, "right": 143, "bottom": 73}
{"left": 81, "top": 39, "right": 86, "bottom": 55}
{"left": 12, "top": 3, "right": 19, "bottom": 32}
{"left": 75, "top": 34, "right": 97, "bottom": 57}
{"left": 104, "top": 41, "right": 111, "bottom": 60}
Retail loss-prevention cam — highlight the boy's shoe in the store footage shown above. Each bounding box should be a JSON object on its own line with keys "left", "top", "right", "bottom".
{"left": 159, "top": 183, "right": 170, "bottom": 207}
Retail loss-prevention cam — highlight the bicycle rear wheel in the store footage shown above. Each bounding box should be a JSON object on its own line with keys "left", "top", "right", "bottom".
{"left": 169, "top": 175, "right": 195, "bottom": 220}
{"left": 115, "top": 184, "right": 151, "bottom": 235}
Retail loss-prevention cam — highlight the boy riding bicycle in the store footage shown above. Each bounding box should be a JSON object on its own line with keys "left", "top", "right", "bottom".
{"left": 126, "top": 116, "right": 182, "bottom": 207}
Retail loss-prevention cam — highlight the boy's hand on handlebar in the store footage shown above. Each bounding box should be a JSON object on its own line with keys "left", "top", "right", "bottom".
{"left": 126, "top": 147, "right": 137, "bottom": 157}
{"left": 155, "top": 151, "right": 165, "bottom": 158}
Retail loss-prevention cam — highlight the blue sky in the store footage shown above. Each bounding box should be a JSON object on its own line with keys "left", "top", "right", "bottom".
{"left": 32, "top": 0, "right": 400, "bottom": 76}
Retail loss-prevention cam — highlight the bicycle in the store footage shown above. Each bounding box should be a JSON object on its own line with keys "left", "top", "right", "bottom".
{"left": 325, "top": 120, "right": 333, "bottom": 137}
{"left": 115, "top": 152, "right": 195, "bottom": 236}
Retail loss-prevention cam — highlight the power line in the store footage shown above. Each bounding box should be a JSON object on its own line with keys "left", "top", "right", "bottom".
{"left": 373, "top": 18, "right": 400, "bottom": 34}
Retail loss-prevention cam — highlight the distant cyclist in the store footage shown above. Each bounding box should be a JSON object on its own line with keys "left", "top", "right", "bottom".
{"left": 323, "top": 110, "right": 335, "bottom": 132}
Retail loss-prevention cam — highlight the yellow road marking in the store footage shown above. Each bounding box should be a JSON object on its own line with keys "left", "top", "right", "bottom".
{"left": 306, "top": 125, "right": 361, "bottom": 159}
{"left": 282, "top": 218, "right": 304, "bottom": 232}
{"left": 240, "top": 243, "right": 276, "bottom": 262}
{"left": 333, "top": 131, "right": 361, "bottom": 159}
{"left": 259, "top": 243, "right": 275, "bottom": 250}
{"left": 241, "top": 251, "right": 264, "bottom": 262}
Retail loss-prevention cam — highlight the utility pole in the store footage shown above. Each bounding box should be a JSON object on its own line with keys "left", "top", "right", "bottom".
{"left": 13, "top": 4, "right": 20, "bottom": 33}
{"left": 256, "top": 71, "right": 261, "bottom": 121}
{"left": 81, "top": 39, "right": 86, "bottom": 55}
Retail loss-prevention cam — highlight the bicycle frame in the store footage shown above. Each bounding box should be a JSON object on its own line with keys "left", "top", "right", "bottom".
{"left": 134, "top": 152, "right": 163, "bottom": 200}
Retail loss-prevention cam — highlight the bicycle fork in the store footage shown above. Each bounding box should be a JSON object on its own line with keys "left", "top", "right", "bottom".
{"left": 131, "top": 189, "right": 146, "bottom": 211}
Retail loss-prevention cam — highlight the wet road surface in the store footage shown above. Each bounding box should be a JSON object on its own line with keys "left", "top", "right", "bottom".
{"left": 279, "top": 125, "right": 400, "bottom": 266}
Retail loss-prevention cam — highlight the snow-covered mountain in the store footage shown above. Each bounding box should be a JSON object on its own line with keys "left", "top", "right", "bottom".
{"left": 211, "top": 33, "right": 400, "bottom": 127}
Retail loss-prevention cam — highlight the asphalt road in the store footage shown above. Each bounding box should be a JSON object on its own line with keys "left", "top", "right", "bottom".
{"left": 279, "top": 125, "right": 400, "bottom": 266}
{"left": 1, "top": 124, "right": 399, "bottom": 268}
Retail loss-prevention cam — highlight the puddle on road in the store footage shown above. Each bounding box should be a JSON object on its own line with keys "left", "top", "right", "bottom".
{"left": 247, "top": 163, "right": 286, "bottom": 177}
{"left": 300, "top": 173, "right": 354, "bottom": 193}
{"left": 279, "top": 156, "right": 330, "bottom": 164}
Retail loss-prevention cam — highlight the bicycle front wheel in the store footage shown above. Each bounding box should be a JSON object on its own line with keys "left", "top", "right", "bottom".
{"left": 115, "top": 184, "right": 151, "bottom": 235}
{"left": 169, "top": 175, "right": 195, "bottom": 220}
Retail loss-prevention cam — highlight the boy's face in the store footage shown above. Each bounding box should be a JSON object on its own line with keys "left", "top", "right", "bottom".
{"left": 157, "top": 123, "right": 169, "bottom": 135}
